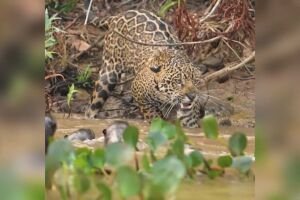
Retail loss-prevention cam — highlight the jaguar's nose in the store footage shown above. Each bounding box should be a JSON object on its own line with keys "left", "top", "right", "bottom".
{"left": 186, "top": 92, "right": 196, "bottom": 101}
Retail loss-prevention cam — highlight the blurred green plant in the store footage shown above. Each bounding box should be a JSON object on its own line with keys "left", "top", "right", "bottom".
{"left": 45, "top": 9, "right": 61, "bottom": 60}
{"left": 46, "top": 116, "right": 254, "bottom": 199}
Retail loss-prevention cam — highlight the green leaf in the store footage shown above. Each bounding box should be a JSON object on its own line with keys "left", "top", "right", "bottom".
{"left": 73, "top": 174, "right": 90, "bottom": 194}
{"left": 149, "top": 118, "right": 166, "bottom": 132}
{"left": 232, "top": 156, "right": 253, "bottom": 173}
{"left": 229, "top": 132, "right": 247, "bottom": 156}
{"left": 189, "top": 151, "right": 204, "bottom": 168}
{"left": 105, "top": 143, "right": 134, "bottom": 167}
{"left": 207, "top": 169, "right": 223, "bottom": 179}
{"left": 59, "top": 0, "right": 78, "bottom": 13}
{"left": 47, "top": 139, "right": 74, "bottom": 164}
{"left": 96, "top": 182, "right": 112, "bottom": 200}
{"left": 183, "top": 155, "right": 193, "bottom": 169}
{"left": 77, "top": 66, "right": 92, "bottom": 84}
{"left": 74, "top": 155, "right": 89, "bottom": 172}
{"left": 201, "top": 114, "right": 219, "bottom": 139}
{"left": 45, "top": 9, "right": 60, "bottom": 32}
{"left": 45, "top": 9, "right": 52, "bottom": 32}
{"left": 142, "top": 154, "right": 151, "bottom": 172}
{"left": 75, "top": 147, "right": 91, "bottom": 156}
{"left": 175, "top": 120, "right": 187, "bottom": 141}
{"left": 147, "top": 131, "right": 167, "bottom": 152}
{"left": 171, "top": 138, "right": 185, "bottom": 159}
{"left": 150, "top": 156, "right": 186, "bottom": 195}
{"left": 217, "top": 155, "right": 233, "bottom": 168}
{"left": 91, "top": 148, "right": 105, "bottom": 169}
{"left": 116, "top": 166, "right": 141, "bottom": 198}
{"left": 161, "top": 123, "right": 177, "bottom": 139}
{"left": 158, "top": 0, "right": 178, "bottom": 17}
{"left": 123, "top": 125, "right": 139, "bottom": 148}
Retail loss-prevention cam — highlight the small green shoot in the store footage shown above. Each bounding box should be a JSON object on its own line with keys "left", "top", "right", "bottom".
{"left": 158, "top": 0, "right": 180, "bottom": 17}
{"left": 67, "top": 84, "right": 79, "bottom": 107}
{"left": 76, "top": 66, "right": 92, "bottom": 86}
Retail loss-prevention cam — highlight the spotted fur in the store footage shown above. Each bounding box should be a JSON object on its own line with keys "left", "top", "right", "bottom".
{"left": 85, "top": 10, "right": 204, "bottom": 126}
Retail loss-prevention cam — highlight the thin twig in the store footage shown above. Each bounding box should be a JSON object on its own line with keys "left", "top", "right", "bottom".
{"left": 222, "top": 38, "right": 254, "bottom": 75}
{"left": 45, "top": 73, "right": 65, "bottom": 80}
{"left": 231, "top": 75, "right": 255, "bottom": 81}
{"left": 203, "top": 51, "right": 255, "bottom": 83}
{"left": 224, "top": 37, "right": 248, "bottom": 49}
{"left": 84, "top": 0, "right": 94, "bottom": 25}
{"left": 113, "top": 29, "right": 222, "bottom": 46}
{"left": 64, "top": 14, "right": 83, "bottom": 30}
{"left": 200, "top": 0, "right": 222, "bottom": 23}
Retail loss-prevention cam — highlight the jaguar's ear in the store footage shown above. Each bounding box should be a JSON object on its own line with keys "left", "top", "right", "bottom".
{"left": 150, "top": 65, "right": 162, "bottom": 73}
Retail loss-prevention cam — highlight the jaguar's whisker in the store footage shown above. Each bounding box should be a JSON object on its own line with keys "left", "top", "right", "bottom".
{"left": 165, "top": 103, "right": 175, "bottom": 119}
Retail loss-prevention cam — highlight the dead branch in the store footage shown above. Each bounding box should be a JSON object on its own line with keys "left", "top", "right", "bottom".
{"left": 222, "top": 38, "right": 253, "bottom": 75}
{"left": 203, "top": 51, "right": 255, "bottom": 83}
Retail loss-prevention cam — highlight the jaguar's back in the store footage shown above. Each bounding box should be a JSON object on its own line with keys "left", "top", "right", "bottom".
{"left": 96, "top": 10, "right": 180, "bottom": 73}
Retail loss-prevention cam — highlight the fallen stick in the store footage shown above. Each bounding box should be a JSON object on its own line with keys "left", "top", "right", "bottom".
{"left": 202, "top": 51, "right": 255, "bottom": 83}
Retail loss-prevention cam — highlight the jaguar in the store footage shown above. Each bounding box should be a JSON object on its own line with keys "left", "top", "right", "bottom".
{"left": 85, "top": 9, "right": 205, "bottom": 127}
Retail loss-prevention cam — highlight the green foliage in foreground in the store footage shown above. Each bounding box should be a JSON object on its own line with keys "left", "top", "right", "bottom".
{"left": 46, "top": 116, "right": 254, "bottom": 199}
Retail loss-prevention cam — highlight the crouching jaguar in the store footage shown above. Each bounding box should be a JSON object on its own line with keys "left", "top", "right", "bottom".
{"left": 85, "top": 9, "right": 205, "bottom": 127}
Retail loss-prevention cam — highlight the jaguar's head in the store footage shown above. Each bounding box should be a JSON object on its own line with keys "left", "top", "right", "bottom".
{"left": 144, "top": 49, "right": 205, "bottom": 110}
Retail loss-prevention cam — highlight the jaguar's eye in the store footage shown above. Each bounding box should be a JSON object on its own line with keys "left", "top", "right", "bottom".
{"left": 150, "top": 65, "right": 161, "bottom": 73}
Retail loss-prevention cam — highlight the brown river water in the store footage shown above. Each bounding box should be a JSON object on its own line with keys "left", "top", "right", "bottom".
{"left": 50, "top": 113, "right": 255, "bottom": 200}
